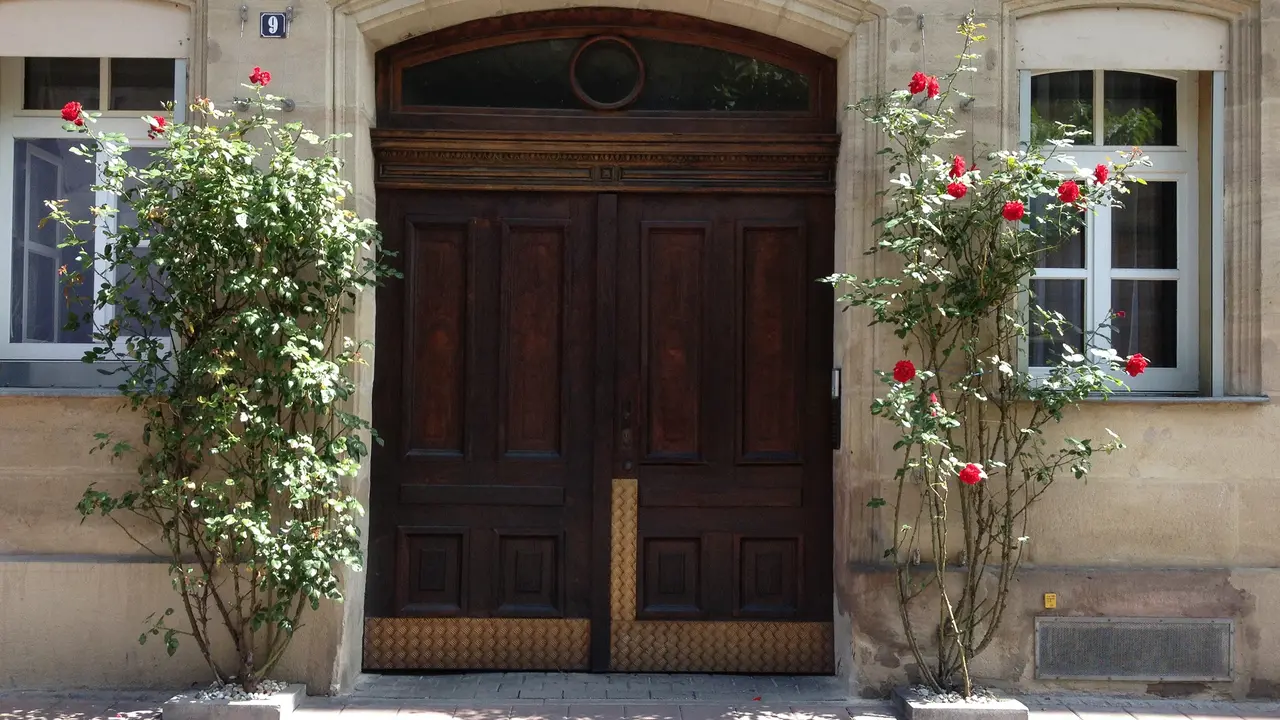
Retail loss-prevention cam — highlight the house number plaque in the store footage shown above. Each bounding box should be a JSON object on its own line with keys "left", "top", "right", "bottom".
{"left": 260, "top": 12, "right": 289, "bottom": 38}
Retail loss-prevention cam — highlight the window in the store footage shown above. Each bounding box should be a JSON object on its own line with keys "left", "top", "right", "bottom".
{"left": 399, "top": 36, "right": 812, "bottom": 113}
{"left": 0, "top": 56, "right": 185, "bottom": 388}
{"left": 1023, "top": 69, "right": 1202, "bottom": 394}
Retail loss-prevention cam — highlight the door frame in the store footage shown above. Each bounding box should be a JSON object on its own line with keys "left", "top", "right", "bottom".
{"left": 365, "top": 8, "right": 841, "bottom": 673}
{"left": 366, "top": 135, "right": 840, "bottom": 672}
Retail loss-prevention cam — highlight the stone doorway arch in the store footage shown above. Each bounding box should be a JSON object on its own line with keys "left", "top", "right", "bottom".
{"left": 358, "top": 4, "right": 852, "bottom": 675}
{"left": 317, "top": 0, "right": 889, "bottom": 692}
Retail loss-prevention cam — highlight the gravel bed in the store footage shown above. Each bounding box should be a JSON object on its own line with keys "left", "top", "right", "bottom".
{"left": 908, "top": 685, "right": 1004, "bottom": 704}
{"left": 190, "top": 680, "right": 289, "bottom": 701}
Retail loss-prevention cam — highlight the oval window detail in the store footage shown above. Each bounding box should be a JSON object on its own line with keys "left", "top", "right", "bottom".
{"left": 571, "top": 36, "right": 645, "bottom": 110}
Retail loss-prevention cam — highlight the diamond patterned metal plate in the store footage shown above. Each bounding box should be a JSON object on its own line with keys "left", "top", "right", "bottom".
{"left": 361, "top": 478, "right": 832, "bottom": 672}
{"left": 608, "top": 478, "right": 834, "bottom": 673}
{"left": 363, "top": 617, "right": 590, "bottom": 670}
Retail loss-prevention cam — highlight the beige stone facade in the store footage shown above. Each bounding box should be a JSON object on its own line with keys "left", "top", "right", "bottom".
{"left": 0, "top": 0, "right": 1277, "bottom": 700}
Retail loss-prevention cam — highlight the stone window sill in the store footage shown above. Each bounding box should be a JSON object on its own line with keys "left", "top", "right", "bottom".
{"left": 1082, "top": 394, "right": 1270, "bottom": 405}
{"left": 0, "top": 387, "right": 119, "bottom": 398}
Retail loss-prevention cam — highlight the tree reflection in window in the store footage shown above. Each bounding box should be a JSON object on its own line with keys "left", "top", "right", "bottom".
{"left": 400, "top": 36, "right": 810, "bottom": 112}
{"left": 629, "top": 39, "right": 808, "bottom": 111}
{"left": 1030, "top": 70, "right": 1175, "bottom": 148}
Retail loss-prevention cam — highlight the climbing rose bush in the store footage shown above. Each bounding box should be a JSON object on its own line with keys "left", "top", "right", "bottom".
{"left": 826, "top": 16, "right": 1147, "bottom": 696}
{"left": 51, "top": 67, "right": 389, "bottom": 691}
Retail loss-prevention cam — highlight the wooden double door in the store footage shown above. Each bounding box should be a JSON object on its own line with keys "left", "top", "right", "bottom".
{"left": 366, "top": 189, "right": 834, "bottom": 672}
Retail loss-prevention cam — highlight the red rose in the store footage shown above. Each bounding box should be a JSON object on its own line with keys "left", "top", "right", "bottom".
{"left": 950, "top": 155, "right": 967, "bottom": 178}
{"left": 1115, "top": 310, "right": 1126, "bottom": 319}
{"left": 908, "top": 72, "right": 928, "bottom": 95}
{"left": 926, "top": 76, "right": 940, "bottom": 99}
{"left": 946, "top": 181, "right": 967, "bottom": 199}
{"left": 1124, "top": 353, "right": 1149, "bottom": 377}
{"left": 249, "top": 66, "right": 272, "bottom": 87}
{"left": 1057, "top": 180, "right": 1081, "bottom": 204}
{"left": 893, "top": 360, "right": 916, "bottom": 383}
{"left": 61, "top": 101, "right": 84, "bottom": 126}
{"left": 1094, "top": 164, "right": 1110, "bottom": 184}
{"left": 147, "top": 116, "right": 166, "bottom": 139}
{"left": 1002, "top": 201, "right": 1025, "bottom": 222}
{"left": 959, "top": 463, "right": 984, "bottom": 486}
{"left": 929, "top": 392, "right": 940, "bottom": 417}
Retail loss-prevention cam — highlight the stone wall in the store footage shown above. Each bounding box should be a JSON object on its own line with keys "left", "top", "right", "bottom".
{"left": 0, "top": 0, "right": 1275, "bottom": 699}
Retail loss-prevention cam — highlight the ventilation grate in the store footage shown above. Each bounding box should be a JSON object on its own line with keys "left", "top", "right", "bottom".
{"left": 1035, "top": 617, "right": 1233, "bottom": 681}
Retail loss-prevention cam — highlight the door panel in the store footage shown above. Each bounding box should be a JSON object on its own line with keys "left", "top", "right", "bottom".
{"left": 616, "top": 194, "right": 833, "bottom": 624}
{"left": 368, "top": 192, "right": 597, "bottom": 623}
{"left": 367, "top": 190, "right": 833, "bottom": 672}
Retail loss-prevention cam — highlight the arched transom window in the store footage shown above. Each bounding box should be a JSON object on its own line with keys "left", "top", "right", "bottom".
{"left": 376, "top": 10, "right": 836, "bottom": 133}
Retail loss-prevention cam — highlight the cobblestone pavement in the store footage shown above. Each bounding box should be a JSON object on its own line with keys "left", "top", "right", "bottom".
{"left": 4, "top": 675, "right": 1280, "bottom": 720}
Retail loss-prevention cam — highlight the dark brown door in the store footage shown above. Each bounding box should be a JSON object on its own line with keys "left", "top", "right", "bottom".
{"left": 615, "top": 194, "right": 833, "bottom": 624}
{"left": 367, "top": 189, "right": 833, "bottom": 671}
{"left": 367, "top": 191, "right": 598, "bottom": 623}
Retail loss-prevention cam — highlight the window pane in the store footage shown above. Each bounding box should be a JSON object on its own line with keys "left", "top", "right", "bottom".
{"left": 1104, "top": 71, "right": 1177, "bottom": 146}
{"left": 112, "top": 148, "right": 168, "bottom": 339}
{"left": 24, "top": 58, "right": 100, "bottom": 110}
{"left": 629, "top": 39, "right": 809, "bottom": 112}
{"left": 1030, "top": 71, "right": 1093, "bottom": 144}
{"left": 115, "top": 247, "right": 168, "bottom": 339}
{"left": 1029, "top": 279, "right": 1085, "bottom": 367}
{"left": 24, "top": 252, "right": 58, "bottom": 343}
{"left": 400, "top": 37, "right": 810, "bottom": 112}
{"left": 1112, "top": 280, "right": 1177, "bottom": 368}
{"left": 402, "top": 40, "right": 580, "bottom": 108}
{"left": 1030, "top": 196, "right": 1085, "bottom": 268}
{"left": 110, "top": 58, "right": 176, "bottom": 111}
{"left": 113, "top": 148, "right": 154, "bottom": 235}
{"left": 10, "top": 139, "right": 97, "bottom": 344}
{"left": 1112, "top": 181, "right": 1178, "bottom": 269}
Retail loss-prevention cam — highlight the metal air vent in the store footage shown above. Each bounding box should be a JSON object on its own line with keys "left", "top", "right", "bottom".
{"left": 1035, "top": 617, "right": 1233, "bottom": 681}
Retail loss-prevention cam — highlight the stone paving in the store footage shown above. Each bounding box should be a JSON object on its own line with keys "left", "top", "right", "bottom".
{"left": 347, "top": 673, "right": 853, "bottom": 702}
{"left": 4, "top": 674, "right": 1280, "bottom": 720}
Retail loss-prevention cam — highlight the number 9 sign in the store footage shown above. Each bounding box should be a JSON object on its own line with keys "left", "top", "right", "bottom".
{"left": 260, "top": 12, "right": 288, "bottom": 38}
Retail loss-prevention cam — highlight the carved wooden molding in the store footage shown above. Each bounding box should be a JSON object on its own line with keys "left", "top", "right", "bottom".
{"left": 371, "top": 130, "right": 840, "bottom": 193}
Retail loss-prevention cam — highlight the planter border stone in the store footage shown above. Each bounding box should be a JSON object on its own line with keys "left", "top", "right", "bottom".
{"left": 162, "top": 683, "right": 306, "bottom": 720}
{"left": 892, "top": 687, "right": 1029, "bottom": 720}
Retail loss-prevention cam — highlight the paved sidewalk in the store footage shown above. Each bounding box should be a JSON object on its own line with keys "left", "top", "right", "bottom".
{"left": 348, "top": 674, "right": 852, "bottom": 702}
{"left": 5, "top": 674, "right": 1280, "bottom": 720}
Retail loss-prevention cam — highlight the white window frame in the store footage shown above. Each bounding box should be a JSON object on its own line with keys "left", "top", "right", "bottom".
{"left": 1020, "top": 67, "right": 1221, "bottom": 395}
{"left": 19, "top": 144, "right": 63, "bottom": 343}
{"left": 0, "top": 56, "right": 186, "bottom": 363}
